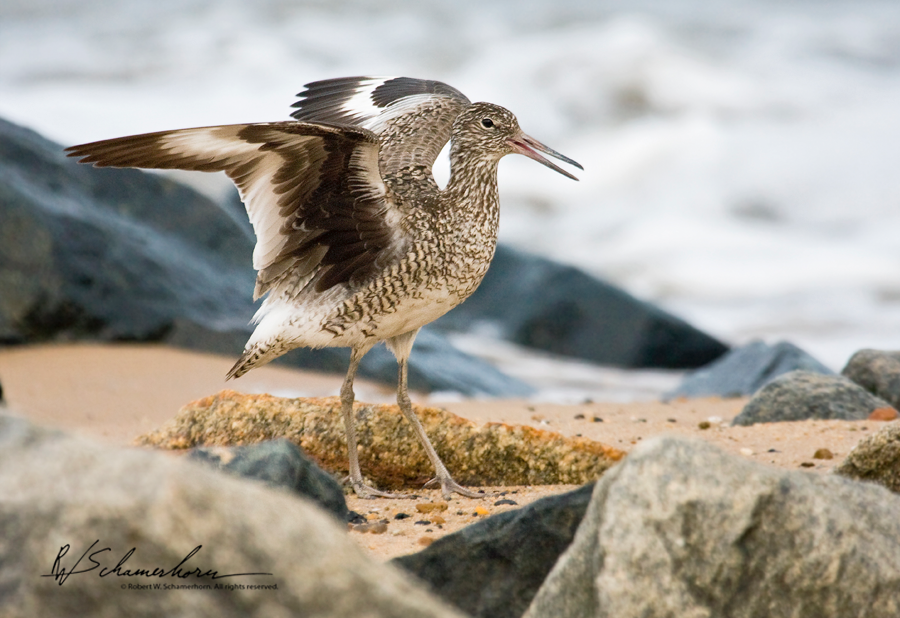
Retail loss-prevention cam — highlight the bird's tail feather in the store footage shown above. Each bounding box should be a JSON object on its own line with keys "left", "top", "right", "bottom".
{"left": 226, "top": 343, "right": 278, "bottom": 380}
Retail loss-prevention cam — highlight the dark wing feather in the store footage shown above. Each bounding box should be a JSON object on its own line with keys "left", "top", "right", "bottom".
{"left": 290, "top": 76, "right": 471, "bottom": 176}
{"left": 65, "top": 122, "right": 407, "bottom": 298}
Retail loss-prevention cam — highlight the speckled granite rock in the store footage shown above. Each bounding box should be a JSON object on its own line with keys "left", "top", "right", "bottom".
{"left": 835, "top": 421, "right": 900, "bottom": 493}
{"left": 733, "top": 370, "right": 895, "bottom": 426}
{"left": 0, "top": 414, "right": 465, "bottom": 618}
{"left": 524, "top": 436, "right": 900, "bottom": 618}
{"left": 842, "top": 349, "right": 900, "bottom": 410}
{"left": 136, "top": 391, "right": 624, "bottom": 489}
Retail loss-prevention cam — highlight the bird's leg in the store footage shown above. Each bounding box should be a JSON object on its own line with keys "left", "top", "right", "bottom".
{"left": 395, "top": 357, "right": 486, "bottom": 500}
{"left": 341, "top": 346, "right": 404, "bottom": 499}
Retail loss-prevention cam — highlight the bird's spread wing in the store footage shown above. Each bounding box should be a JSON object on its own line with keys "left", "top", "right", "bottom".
{"left": 66, "top": 122, "right": 408, "bottom": 298}
{"left": 290, "top": 76, "right": 471, "bottom": 176}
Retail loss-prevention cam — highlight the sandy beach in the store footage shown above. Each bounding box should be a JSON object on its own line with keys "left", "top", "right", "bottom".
{"left": 0, "top": 343, "right": 881, "bottom": 559}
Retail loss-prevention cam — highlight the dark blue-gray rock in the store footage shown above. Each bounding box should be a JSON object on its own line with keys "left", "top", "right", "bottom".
{"left": 188, "top": 439, "right": 349, "bottom": 521}
{"left": 835, "top": 421, "right": 900, "bottom": 494}
{"left": 524, "top": 436, "right": 900, "bottom": 618}
{"left": 842, "top": 349, "right": 900, "bottom": 410}
{"left": 0, "top": 117, "right": 528, "bottom": 396}
{"left": 667, "top": 340, "right": 833, "bottom": 399}
{"left": 733, "top": 370, "right": 894, "bottom": 426}
{"left": 0, "top": 414, "right": 466, "bottom": 618}
{"left": 0, "top": 117, "right": 256, "bottom": 345}
{"left": 433, "top": 245, "right": 728, "bottom": 369}
{"left": 393, "top": 483, "right": 594, "bottom": 618}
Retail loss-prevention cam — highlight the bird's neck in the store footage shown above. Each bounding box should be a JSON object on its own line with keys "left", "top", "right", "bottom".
{"left": 443, "top": 143, "right": 502, "bottom": 227}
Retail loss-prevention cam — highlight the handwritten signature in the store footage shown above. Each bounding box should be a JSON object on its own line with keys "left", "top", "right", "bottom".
{"left": 43, "top": 541, "right": 273, "bottom": 586}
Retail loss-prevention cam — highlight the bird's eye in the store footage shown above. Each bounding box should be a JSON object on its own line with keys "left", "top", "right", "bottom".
{"left": 481, "top": 118, "right": 494, "bottom": 128}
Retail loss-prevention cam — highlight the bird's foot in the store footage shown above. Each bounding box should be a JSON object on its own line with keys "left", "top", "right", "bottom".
{"left": 348, "top": 478, "right": 407, "bottom": 500}
{"left": 425, "top": 476, "right": 494, "bottom": 500}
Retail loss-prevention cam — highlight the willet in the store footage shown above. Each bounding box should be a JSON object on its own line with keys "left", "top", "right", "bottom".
{"left": 66, "top": 76, "right": 582, "bottom": 499}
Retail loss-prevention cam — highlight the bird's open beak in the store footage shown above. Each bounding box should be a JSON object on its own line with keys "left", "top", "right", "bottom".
{"left": 509, "top": 133, "right": 583, "bottom": 181}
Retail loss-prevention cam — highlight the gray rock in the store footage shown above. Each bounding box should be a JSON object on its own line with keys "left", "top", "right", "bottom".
{"left": 0, "top": 117, "right": 530, "bottom": 396}
{"left": 835, "top": 421, "right": 900, "bottom": 493}
{"left": 0, "top": 117, "right": 256, "bottom": 344}
{"left": 525, "top": 436, "right": 900, "bottom": 618}
{"left": 667, "top": 340, "right": 832, "bottom": 399}
{"left": 433, "top": 245, "right": 728, "bottom": 369}
{"left": 0, "top": 414, "right": 464, "bottom": 618}
{"left": 188, "top": 439, "right": 350, "bottom": 522}
{"left": 733, "top": 370, "right": 893, "bottom": 426}
{"left": 393, "top": 483, "right": 594, "bottom": 618}
{"left": 842, "top": 349, "right": 900, "bottom": 410}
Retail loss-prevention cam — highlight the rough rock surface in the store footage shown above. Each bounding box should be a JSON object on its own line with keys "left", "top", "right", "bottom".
{"left": 0, "top": 116, "right": 530, "bottom": 397}
{"left": 524, "top": 436, "right": 900, "bottom": 618}
{"left": 667, "top": 340, "right": 832, "bottom": 399}
{"left": 835, "top": 421, "right": 900, "bottom": 493}
{"left": 842, "top": 349, "right": 900, "bottom": 410}
{"left": 0, "top": 414, "right": 466, "bottom": 618}
{"left": 733, "top": 370, "right": 895, "bottom": 426}
{"left": 434, "top": 245, "right": 729, "bottom": 369}
{"left": 188, "top": 439, "right": 349, "bottom": 521}
{"left": 136, "top": 391, "right": 624, "bottom": 489}
{"left": 394, "top": 483, "right": 594, "bottom": 618}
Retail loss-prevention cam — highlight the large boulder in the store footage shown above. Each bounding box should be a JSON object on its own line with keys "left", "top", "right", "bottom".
{"left": 0, "top": 414, "right": 465, "bottom": 618}
{"left": 0, "top": 117, "right": 530, "bottom": 396}
{"left": 667, "top": 340, "right": 832, "bottom": 399}
{"left": 434, "top": 245, "right": 729, "bottom": 369}
{"left": 842, "top": 349, "right": 900, "bottom": 410}
{"left": 524, "top": 436, "right": 900, "bottom": 618}
{"left": 733, "top": 370, "right": 895, "bottom": 426}
{"left": 394, "top": 483, "right": 595, "bottom": 618}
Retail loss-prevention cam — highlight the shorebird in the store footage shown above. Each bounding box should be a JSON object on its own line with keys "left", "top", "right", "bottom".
{"left": 66, "top": 76, "right": 582, "bottom": 499}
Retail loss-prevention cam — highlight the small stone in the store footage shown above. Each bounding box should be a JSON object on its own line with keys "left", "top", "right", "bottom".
{"left": 869, "top": 407, "right": 899, "bottom": 421}
{"left": 394, "top": 512, "right": 411, "bottom": 520}
{"left": 349, "top": 520, "right": 389, "bottom": 534}
{"left": 417, "top": 536, "right": 435, "bottom": 547}
{"left": 800, "top": 462, "right": 815, "bottom": 468}
{"left": 416, "top": 501, "right": 449, "bottom": 513}
{"left": 592, "top": 416, "right": 604, "bottom": 423}
{"left": 431, "top": 515, "right": 446, "bottom": 525}
{"left": 415, "top": 520, "right": 431, "bottom": 525}
{"left": 574, "top": 413, "right": 585, "bottom": 420}
{"left": 813, "top": 448, "right": 834, "bottom": 460}
{"left": 739, "top": 448, "right": 754, "bottom": 456}
{"left": 667, "top": 418, "right": 677, "bottom": 423}
{"left": 494, "top": 498, "right": 518, "bottom": 506}
{"left": 698, "top": 421, "right": 711, "bottom": 430}
{"left": 474, "top": 506, "right": 489, "bottom": 516}
{"left": 369, "top": 521, "right": 388, "bottom": 534}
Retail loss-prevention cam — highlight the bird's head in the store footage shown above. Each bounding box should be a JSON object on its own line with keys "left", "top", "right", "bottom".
{"left": 451, "top": 102, "right": 582, "bottom": 180}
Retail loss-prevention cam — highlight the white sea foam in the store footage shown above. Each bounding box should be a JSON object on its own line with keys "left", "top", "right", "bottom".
{"left": 2, "top": 0, "right": 899, "bottom": 399}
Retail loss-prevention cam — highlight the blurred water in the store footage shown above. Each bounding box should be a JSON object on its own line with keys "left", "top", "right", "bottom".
{"left": 2, "top": 0, "right": 899, "bottom": 398}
